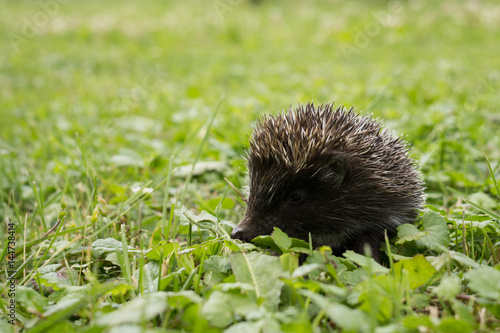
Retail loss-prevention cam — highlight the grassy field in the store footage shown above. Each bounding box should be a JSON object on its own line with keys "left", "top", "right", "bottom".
{"left": 1, "top": 0, "right": 500, "bottom": 332}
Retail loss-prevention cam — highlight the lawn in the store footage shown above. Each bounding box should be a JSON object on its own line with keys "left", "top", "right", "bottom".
{"left": 1, "top": 0, "right": 500, "bottom": 332}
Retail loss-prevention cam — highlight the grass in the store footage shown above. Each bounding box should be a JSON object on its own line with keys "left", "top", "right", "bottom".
{"left": 1, "top": 0, "right": 500, "bottom": 331}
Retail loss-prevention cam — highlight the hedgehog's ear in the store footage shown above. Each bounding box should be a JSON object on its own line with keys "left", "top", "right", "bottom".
{"left": 319, "top": 154, "right": 351, "bottom": 187}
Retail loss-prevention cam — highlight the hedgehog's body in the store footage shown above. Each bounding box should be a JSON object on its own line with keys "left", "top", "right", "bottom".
{"left": 231, "top": 103, "right": 425, "bottom": 261}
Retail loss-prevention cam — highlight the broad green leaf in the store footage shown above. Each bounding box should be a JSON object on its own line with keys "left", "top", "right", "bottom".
{"left": 133, "top": 262, "right": 160, "bottom": 292}
{"left": 396, "top": 212, "right": 450, "bottom": 252}
{"left": 96, "top": 292, "right": 169, "bottom": 326}
{"left": 26, "top": 285, "right": 98, "bottom": 333}
{"left": 37, "top": 267, "right": 79, "bottom": 291}
{"left": 215, "top": 282, "right": 255, "bottom": 292}
{"left": 402, "top": 315, "right": 434, "bottom": 330}
{"left": 145, "top": 241, "right": 179, "bottom": 261}
{"left": 16, "top": 286, "right": 48, "bottom": 312}
{"left": 108, "top": 283, "right": 135, "bottom": 297}
{"left": 165, "top": 290, "right": 203, "bottom": 308}
{"left": 38, "top": 264, "right": 62, "bottom": 273}
{"left": 44, "top": 298, "right": 83, "bottom": 317}
{"left": 252, "top": 233, "right": 310, "bottom": 254}
{"left": 224, "top": 322, "right": 256, "bottom": 333}
{"left": 418, "top": 211, "right": 450, "bottom": 251}
{"left": 31, "top": 320, "right": 77, "bottom": 333}
{"left": 408, "top": 293, "right": 431, "bottom": 310}
{"left": 300, "top": 290, "right": 370, "bottom": 331}
{"left": 282, "top": 322, "right": 314, "bottom": 333}
{"left": 374, "top": 323, "right": 407, "bottom": 333}
{"left": 342, "top": 269, "right": 368, "bottom": 286}
{"left": 289, "top": 238, "right": 311, "bottom": 249}
{"left": 291, "top": 263, "right": 322, "bottom": 278}
{"left": 448, "top": 251, "right": 481, "bottom": 268}
{"left": 224, "top": 239, "right": 257, "bottom": 252}
{"left": 272, "top": 227, "right": 292, "bottom": 250}
{"left": 92, "top": 238, "right": 140, "bottom": 257}
{"left": 433, "top": 274, "right": 462, "bottom": 301}
{"left": 451, "top": 300, "right": 477, "bottom": 326}
{"left": 343, "top": 251, "right": 389, "bottom": 274}
{"left": 229, "top": 252, "right": 284, "bottom": 310}
{"left": 280, "top": 252, "right": 299, "bottom": 273}
{"left": 203, "top": 270, "right": 226, "bottom": 287}
{"left": 396, "top": 223, "right": 426, "bottom": 244}
{"left": 227, "top": 318, "right": 282, "bottom": 333}
{"left": 465, "top": 266, "right": 500, "bottom": 300}
{"left": 438, "top": 317, "right": 474, "bottom": 333}
{"left": 251, "top": 235, "right": 282, "bottom": 253}
{"left": 201, "top": 291, "right": 260, "bottom": 328}
{"left": 43, "top": 285, "right": 93, "bottom": 316}
{"left": 0, "top": 319, "right": 17, "bottom": 333}
{"left": 288, "top": 246, "right": 313, "bottom": 254}
{"left": 394, "top": 255, "right": 436, "bottom": 289}
{"left": 356, "top": 275, "right": 399, "bottom": 323}
{"left": 316, "top": 281, "right": 347, "bottom": 298}
{"left": 204, "top": 255, "right": 232, "bottom": 274}
{"left": 179, "top": 303, "right": 214, "bottom": 332}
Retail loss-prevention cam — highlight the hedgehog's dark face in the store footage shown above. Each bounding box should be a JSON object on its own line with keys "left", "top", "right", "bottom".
{"left": 231, "top": 153, "right": 353, "bottom": 245}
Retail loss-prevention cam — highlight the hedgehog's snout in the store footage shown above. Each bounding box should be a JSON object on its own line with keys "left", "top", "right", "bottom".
{"left": 231, "top": 225, "right": 250, "bottom": 242}
{"left": 231, "top": 216, "right": 257, "bottom": 242}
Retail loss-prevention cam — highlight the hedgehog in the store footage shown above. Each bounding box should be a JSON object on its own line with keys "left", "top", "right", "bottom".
{"left": 231, "top": 102, "right": 425, "bottom": 261}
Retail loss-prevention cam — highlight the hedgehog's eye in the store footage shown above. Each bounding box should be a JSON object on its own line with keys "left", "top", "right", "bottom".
{"left": 288, "top": 191, "right": 303, "bottom": 204}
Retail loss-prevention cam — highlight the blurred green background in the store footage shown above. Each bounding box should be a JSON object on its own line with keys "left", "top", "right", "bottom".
{"left": 1, "top": 2, "right": 500, "bottom": 331}
{"left": 1, "top": 0, "right": 499, "bottom": 212}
